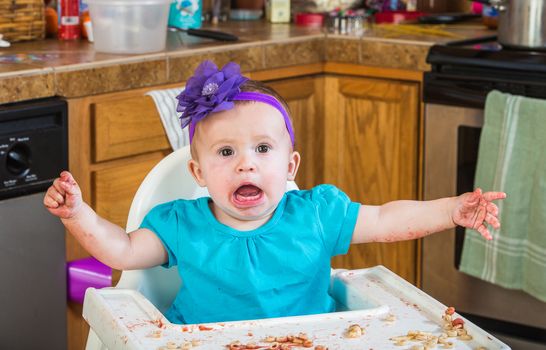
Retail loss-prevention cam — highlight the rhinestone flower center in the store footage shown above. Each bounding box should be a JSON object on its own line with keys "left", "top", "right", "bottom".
{"left": 202, "top": 82, "right": 219, "bottom": 96}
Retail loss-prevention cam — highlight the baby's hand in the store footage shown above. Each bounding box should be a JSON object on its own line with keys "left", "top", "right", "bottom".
{"left": 44, "top": 171, "right": 83, "bottom": 219}
{"left": 452, "top": 188, "right": 507, "bottom": 240}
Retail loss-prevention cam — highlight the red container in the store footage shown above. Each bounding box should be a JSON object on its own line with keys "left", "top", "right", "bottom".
{"left": 58, "top": 0, "right": 80, "bottom": 40}
{"left": 295, "top": 12, "right": 325, "bottom": 28}
{"left": 374, "top": 11, "right": 427, "bottom": 24}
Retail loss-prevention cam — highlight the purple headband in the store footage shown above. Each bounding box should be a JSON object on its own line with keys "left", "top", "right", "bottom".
{"left": 176, "top": 60, "right": 295, "bottom": 146}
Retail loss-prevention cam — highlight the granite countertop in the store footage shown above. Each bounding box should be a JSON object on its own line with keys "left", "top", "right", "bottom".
{"left": 0, "top": 20, "right": 494, "bottom": 104}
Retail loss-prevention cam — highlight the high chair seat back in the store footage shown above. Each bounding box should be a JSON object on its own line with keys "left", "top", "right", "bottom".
{"left": 86, "top": 145, "right": 298, "bottom": 350}
{"left": 116, "top": 146, "right": 209, "bottom": 313}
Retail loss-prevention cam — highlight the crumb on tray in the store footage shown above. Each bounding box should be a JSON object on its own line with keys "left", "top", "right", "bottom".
{"left": 345, "top": 324, "right": 364, "bottom": 338}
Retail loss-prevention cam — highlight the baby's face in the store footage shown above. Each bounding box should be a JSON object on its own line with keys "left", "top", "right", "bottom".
{"left": 188, "top": 102, "right": 300, "bottom": 228}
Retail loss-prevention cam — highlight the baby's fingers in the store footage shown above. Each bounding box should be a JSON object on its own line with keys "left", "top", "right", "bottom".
{"left": 44, "top": 186, "right": 64, "bottom": 208}
{"left": 477, "top": 224, "right": 493, "bottom": 240}
{"left": 44, "top": 194, "right": 59, "bottom": 208}
{"left": 59, "top": 179, "right": 82, "bottom": 209}
{"left": 60, "top": 170, "right": 75, "bottom": 183}
{"left": 485, "top": 213, "right": 501, "bottom": 230}
{"left": 52, "top": 177, "right": 66, "bottom": 196}
{"left": 482, "top": 191, "right": 507, "bottom": 202}
{"left": 58, "top": 171, "right": 79, "bottom": 193}
{"left": 487, "top": 202, "right": 499, "bottom": 216}
{"left": 59, "top": 178, "right": 81, "bottom": 196}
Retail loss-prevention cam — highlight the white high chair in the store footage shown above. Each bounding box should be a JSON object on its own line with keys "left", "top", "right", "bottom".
{"left": 85, "top": 145, "right": 299, "bottom": 350}
{"left": 83, "top": 145, "right": 510, "bottom": 350}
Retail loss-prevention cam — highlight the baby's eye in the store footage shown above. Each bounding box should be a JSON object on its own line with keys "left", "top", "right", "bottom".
{"left": 256, "top": 144, "right": 270, "bottom": 153}
{"left": 219, "top": 148, "right": 234, "bottom": 157}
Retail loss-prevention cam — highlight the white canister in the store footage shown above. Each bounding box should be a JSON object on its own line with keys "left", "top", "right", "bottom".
{"left": 266, "top": 0, "right": 290, "bottom": 23}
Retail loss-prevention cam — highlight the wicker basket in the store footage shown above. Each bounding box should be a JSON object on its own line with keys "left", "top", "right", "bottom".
{"left": 0, "top": 0, "right": 45, "bottom": 42}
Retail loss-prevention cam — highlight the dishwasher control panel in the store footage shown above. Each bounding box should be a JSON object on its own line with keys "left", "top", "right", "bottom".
{"left": 0, "top": 98, "right": 68, "bottom": 200}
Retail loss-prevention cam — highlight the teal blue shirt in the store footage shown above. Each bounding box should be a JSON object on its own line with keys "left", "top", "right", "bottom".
{"left": 140, "top": 184, "right": 360, "bottom": 324}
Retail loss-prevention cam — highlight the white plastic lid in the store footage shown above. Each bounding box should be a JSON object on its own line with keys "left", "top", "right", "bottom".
{"left": 86, "top": 0, "right": 171, "bottom": 4}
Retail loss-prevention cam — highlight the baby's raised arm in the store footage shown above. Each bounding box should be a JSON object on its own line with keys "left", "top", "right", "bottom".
{"left": 352, "top": 188, "right": 506, "bottom": 244}
{"left": 44, "top": 171, "right": 167, "bottom": 270}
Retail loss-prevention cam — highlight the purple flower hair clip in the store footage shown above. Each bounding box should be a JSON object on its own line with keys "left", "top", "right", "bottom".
{"left": 176, "top": 60, "right": 296, "bottom": 146}
{"left": 176, "top": 60, "right": 248, "bottom": 139}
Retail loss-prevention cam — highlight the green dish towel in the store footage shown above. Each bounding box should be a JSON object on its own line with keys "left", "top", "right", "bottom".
{"left": 459, "top": 90, "right": 546, "bottom": 302}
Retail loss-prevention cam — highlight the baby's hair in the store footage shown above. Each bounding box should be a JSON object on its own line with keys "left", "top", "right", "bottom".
{"left": 238, "top": 80, "right": 291, "bottom": 119}
{"left": 237, "top": 80, "right": 295, "bottom": 145}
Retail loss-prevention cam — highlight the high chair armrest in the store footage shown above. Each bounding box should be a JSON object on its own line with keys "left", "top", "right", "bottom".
{"left": 83, "top": 288, "right": 169, "bottom": 350}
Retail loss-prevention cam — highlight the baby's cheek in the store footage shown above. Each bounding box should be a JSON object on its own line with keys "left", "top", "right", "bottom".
{"left": 266, "top": 178, "right": 289, "bottom": 201}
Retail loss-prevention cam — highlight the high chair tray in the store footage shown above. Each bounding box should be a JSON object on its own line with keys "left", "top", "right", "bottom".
{"left": 83, "top": 265, "right": 510, "bottom": 350}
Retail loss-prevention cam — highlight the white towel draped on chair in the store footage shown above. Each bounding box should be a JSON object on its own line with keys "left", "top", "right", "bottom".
{"left": 145, "top": 87, "right": 189, "bottom": 150}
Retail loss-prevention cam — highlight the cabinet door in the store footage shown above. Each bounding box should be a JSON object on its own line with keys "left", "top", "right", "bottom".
{"left": 267, "top": 76, "right": 325, "bottom": 190}
{"left": 324, "top": 75, "right": 420, "bottom": 284}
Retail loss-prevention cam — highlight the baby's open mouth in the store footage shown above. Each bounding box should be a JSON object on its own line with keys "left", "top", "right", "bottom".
{"left": 233, "top": 184, "right": 263, "bottom": 204}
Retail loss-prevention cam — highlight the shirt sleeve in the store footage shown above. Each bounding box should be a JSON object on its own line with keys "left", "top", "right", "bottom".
{"left": 139, "top": 201, "right": 180, "bottom": 268}
{"left": 310, "top": 185, "right": 360, "bottom": 257}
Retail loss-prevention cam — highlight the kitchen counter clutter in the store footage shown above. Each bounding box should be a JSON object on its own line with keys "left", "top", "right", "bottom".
{"left": 83, "top": 266, "right": 509, "bottom": 350}
{"left": 0, "top": 20, "right": 493, "bottom": 104}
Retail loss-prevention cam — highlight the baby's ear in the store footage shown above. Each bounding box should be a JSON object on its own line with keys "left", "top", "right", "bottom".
{"left": 287, "top": 151, "right": 301, "bottom": 181}
{"left": 188, "top": 159, "right": 207, "bottom": 187}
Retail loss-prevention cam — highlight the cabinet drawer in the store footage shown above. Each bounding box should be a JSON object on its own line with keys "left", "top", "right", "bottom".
{"left": 92, "top": 96, "right": 170, "bottom": 162}
{"left": 93, "top": 155, "right": 165, "bottom": 228}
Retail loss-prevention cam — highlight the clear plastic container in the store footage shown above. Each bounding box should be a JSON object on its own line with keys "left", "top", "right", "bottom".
{"left": 87, "top": 0, "right": 171, "bottom": 54}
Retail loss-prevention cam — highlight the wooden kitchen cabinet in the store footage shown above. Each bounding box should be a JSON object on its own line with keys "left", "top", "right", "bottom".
{"left": 266, "top": 76, "right": 326, "bottom": 190}
{"left": 69, "top": 88, "right": 174, "bottom": 226}
{"left": 92, "top": 96, "right": 170, "bottom": 162}
{"left": 268, "top": 73, "right": 421, "bottom": 284}
{"left": 324, "top": 75, "right": 421, "bottom": 284}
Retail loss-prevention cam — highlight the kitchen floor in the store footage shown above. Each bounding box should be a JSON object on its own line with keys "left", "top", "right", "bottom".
{"left": 491, "top": 331, "right": 546, "bottom": 350}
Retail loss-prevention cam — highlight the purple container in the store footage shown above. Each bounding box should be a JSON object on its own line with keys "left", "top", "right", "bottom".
{"left": 67, "top": 257, "right": 112, "bottom": 304}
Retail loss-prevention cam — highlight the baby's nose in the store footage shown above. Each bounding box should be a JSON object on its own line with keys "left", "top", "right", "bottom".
{"left": 237, "top": 155, "right": 256, "bottom": 173}
{"left": 237, "top": 163, "right": 256, "bottom": 172}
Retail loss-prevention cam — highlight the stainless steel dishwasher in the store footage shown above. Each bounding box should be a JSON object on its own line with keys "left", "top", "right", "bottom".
{"left": 0, "top": 98, "right": 68, "bottom": 349}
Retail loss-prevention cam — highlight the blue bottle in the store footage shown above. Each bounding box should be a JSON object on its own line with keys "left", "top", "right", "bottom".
{"left": 169, "top": 0, "right": 202, "bottom": 29}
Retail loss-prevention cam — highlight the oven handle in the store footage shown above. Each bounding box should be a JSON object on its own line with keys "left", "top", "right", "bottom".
{"left": 445, "top": 35, "right": 498, "bottom": 46}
